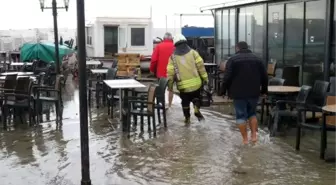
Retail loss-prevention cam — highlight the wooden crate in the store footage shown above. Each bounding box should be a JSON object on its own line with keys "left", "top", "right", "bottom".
{"left": 116, "top": 53, "right": 141, "bottom": 77}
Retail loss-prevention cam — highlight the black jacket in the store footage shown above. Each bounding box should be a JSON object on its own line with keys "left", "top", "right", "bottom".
{"left": 221, "top": 49, "right": 268, "bottom": 99}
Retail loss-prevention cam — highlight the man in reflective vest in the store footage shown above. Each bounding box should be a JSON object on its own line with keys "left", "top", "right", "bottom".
{"left": 167, "top": 34, "right": 209, "bottom": 124}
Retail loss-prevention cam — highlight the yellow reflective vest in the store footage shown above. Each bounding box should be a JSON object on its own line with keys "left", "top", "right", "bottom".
{"left": 167, "top": 49, "right": 208, "bottom": 93}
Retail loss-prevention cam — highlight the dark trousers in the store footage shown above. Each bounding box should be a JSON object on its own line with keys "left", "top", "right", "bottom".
{"left": 179, "top": 89, "right": 201, "bottom": 118}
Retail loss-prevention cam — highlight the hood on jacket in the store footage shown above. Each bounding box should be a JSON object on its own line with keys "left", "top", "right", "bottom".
{"left": 174, "top": 43, "right": 191, "bottom": 56}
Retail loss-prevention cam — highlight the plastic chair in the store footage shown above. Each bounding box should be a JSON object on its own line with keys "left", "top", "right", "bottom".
{"left": 127, "top": 84, "right": 158, "bottom": 137}
{"left": 296, "top": 94, "right": 336, "bottom": 159}
{"left": 268, "top": 85, "right": 312, "bottom": 136}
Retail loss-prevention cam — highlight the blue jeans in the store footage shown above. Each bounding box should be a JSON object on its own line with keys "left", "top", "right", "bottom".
{"left": 233, "top": 98, "right": 259, "bottom": 124}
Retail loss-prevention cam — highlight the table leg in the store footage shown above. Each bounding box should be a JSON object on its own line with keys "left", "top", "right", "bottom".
{"left": 320, "top": 113, "right": 327, "bottom": 159}
{"left": 119, "top": 88, "right": 122, "bottom": 120}
{"left": 122, "top": 89, "right": 129, "bottom": 132}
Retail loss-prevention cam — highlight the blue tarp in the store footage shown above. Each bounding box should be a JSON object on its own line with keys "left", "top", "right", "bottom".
{"left": 182, "top": 27, "right": 214, "bottom": 37}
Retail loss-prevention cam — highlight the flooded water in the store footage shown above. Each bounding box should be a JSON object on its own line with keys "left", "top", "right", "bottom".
{"left": 0, "top": 81, "right": 335, "bottom": 185}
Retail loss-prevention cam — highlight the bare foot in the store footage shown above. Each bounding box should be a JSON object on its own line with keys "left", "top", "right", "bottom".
{"left": 243, "top": 139, "right": 249, "bottom": 145}
{"left": 251, "top": 133, "right": 257, "bottom": 143}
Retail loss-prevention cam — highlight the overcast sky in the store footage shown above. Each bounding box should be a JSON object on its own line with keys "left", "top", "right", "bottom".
{"left": 0, "top": 0, "right": 224, "bottom": 29}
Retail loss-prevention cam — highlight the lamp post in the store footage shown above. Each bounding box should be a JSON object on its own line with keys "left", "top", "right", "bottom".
{"left": 39, "top": 0, "right": 69, "bottom": 74}
{"left": 76, "top": 0, "right": 91, "bottom": 184}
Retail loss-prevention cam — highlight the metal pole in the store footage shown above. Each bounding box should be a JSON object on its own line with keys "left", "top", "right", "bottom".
{"left": 76, "top": 0, "right": 91, "bottom": 184}
{"left": 52, "top": 0, "right": 60, "bottom": 74}
{"left": 323, "top": 0, "right": 333, "bottom": 80}
{"left": 165, "top": 15, "right": 168, "bottom": 32}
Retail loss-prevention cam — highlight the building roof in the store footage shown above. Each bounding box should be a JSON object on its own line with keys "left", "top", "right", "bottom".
{"left": 200, "top": 0, "right": 270, "bottom": 11}
{"left": 182, "top": 27, "right": 214, "bottom": 37}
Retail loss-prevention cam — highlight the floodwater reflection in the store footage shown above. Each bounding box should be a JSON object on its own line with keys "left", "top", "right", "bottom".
{"left": 0, "top": 82, "right": 335, "bottom": 185}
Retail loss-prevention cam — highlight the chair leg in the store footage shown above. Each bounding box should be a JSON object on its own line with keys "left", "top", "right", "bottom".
{"left": 147, "top": 116, "right": 151, "bottom": 132}
{"left": 88, "top": 90, "right": 92, "bottom": 107}
{"left": 110, "top": 99, "right": 114, "bottom": 118}
{"left": 133, "top": 114, "right": 137, "bottom": 128}
{"left": 320, "top": 114, "right": 327, "bottom": 159}
{"left": 157, "top": 107, "right": 161, "bottom": 124}
{"left": 127, "top": 113, "right": 131, "bottom": 138}
{"left": 260, "top": 99, "right": 265, "bottom": 124}
{"left": 28, "top": 107, "right": 32, "bottom": 126}
{"left": 152, "top": 114, "right": 156, "bottom": 137}
{"left": 295, "top": 125, "right": 301, "bottom": 151}
{"left": 107, "top": 98, "right": 110, "bottom": 115}
{"left": 96, "top": 91, "right": 99, "bottom": 109}
{"left": 34, "top": 100, "right": 38, "bottom": 124}
{"left": 59, "top": 102, "right": 63, "bottom": 122}
{"left": 2, "top": 106, "right": 7, "bottom": 129}
{"left": 163, "top": 107, "right": 167, "bottom": 128}
{"left": 140, "top": 115, "right": 144, "bottom": 132}
{"left": 271, "top": 113, "right": 279, "bottom": 137}
{"left": 55, "top": 102, "right": 59, "bottom": 124}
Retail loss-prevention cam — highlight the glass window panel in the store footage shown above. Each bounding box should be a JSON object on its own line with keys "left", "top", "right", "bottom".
{"left": 284, "top": 3, "right": 304, "bottom": 69}
{"left": 331, "top": 0, "right": 336, "bottom": 77}
{"left": 268, "top": 4, "right": 284, "bottom": 66}
{"left": 104, "top": 26, "right": 118, "bottom": 56}
{"left": 131, "top": 28, "right": 145, "bottom": 46}
{"left": 229, "top": 9, "right": 236, "bottom": 57}
{"left": 239, "top": 8, "right": 247, "bottom": 42}
{"left": 215, "top": 10, "right": 222, "bottom": 64}
{"left": 245, "top": 5, "right": 264, "bottom": 58}
{"left": 303, "top": 0, "right": 326, "bottom": 85}
{"left": 222, "top": 10, "right": 229, "bottom": 60}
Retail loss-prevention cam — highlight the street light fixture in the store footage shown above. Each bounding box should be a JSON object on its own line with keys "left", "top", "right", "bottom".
{"left": 40, "top": 0, "right": 69, "bottom": 11}
{"left": 39, "top": 0, "right": 70, "bottom": 74}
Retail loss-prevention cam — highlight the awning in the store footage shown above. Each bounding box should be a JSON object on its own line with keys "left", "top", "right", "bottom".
{"left": 200, "top": 0, "right": 273, "bottom": 11}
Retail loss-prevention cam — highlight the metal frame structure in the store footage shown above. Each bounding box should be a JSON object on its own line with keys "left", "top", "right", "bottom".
{"left": 203, "top": 0, "right": 335, "bottom": 83}
{"left": 75, "top": 0, "right": 91, "bottom": 184}
{"left": 39, "top": 1, "right": 92, "bottom": 184}
{"left": 39, "top": 0, "right": 70, "bottom": 74}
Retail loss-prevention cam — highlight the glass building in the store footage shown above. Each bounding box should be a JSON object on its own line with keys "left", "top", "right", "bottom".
{"left": 201, "top": 0, "right": 335, "bottom": 85}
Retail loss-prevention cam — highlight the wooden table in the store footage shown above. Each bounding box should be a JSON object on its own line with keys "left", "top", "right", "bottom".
{"left": 0, "top": 72, "right": 34, "bottom": 76}
{"left": 104, "top": 79, "right": 145, "bottom": 131}
{"left": 322, "top": 104, "right": 336, "bottom": 113}
{"left": 268, "top": 86, "right": 300, "bottom": 93}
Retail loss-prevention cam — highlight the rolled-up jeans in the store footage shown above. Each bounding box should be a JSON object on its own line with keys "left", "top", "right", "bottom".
{"left": 233, "top": 98, "right": 259, "bottom": 124}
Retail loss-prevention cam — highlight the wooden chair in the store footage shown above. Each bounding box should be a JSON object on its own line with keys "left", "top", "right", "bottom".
{"left": 214, "top": 61, "right": 226, "bottom": 95}
{"left": 127, "top": 84, "right": 157, "bottom": 137}
{"left": 267, "top": 62, "right": 277, "bottom": 77}
{"left": 132, "top": 78, "right": 169, "bottom": 128}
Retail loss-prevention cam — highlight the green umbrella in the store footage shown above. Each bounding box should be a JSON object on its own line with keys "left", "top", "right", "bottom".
{"left": 20, "top": 41, "right": 74, "bottom": 64}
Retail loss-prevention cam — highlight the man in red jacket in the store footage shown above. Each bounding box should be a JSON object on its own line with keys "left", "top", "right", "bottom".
{"left": 150, "top": 32, "right": 175, "bottom": 108}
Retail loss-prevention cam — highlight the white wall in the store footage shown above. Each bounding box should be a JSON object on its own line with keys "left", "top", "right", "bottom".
{"left": 87, "top": 17, "right": 153, "bottom": 57}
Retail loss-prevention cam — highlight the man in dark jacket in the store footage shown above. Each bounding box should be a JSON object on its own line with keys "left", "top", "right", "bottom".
{"left": 221, "top": 41, "right": 268, "bottom": 144}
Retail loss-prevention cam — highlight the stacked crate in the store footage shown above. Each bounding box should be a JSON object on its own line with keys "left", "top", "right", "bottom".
{"left": 116, "top": 53, "right": 141, "bottom": 77}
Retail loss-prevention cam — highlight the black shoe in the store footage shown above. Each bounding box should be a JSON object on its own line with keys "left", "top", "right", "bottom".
{"left": 184, "top": 117, "right": 191, "bottom": 124}
{"left": 194, "top": 112, "right": 205, "bottom": 121}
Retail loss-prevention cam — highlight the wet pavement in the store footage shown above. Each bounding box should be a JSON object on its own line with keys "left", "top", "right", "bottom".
{"left": 0, "top": 81, "right": 335, "bottom": 185}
